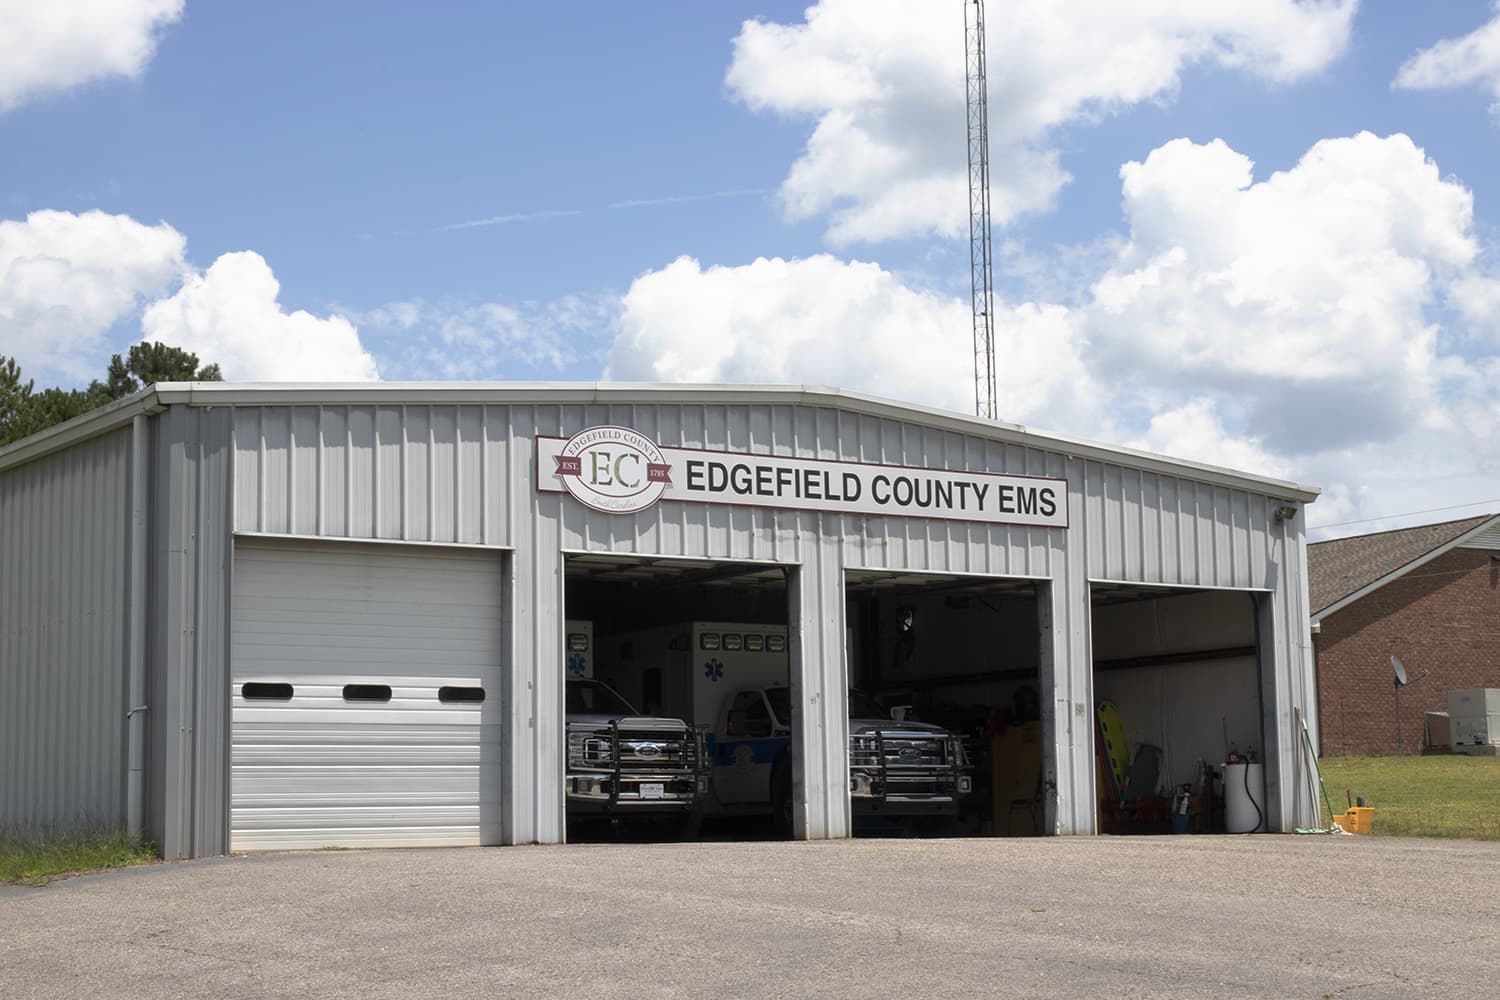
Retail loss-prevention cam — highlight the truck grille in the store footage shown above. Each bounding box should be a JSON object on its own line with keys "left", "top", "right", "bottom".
{"left": 569, "top": 723, "right": 701, "bottom": 772}
{"left": 849, "top": 735, "right": 954, "bottom": 769}
{"left": 617, "top": 735, "right": 695, "bottom": 768}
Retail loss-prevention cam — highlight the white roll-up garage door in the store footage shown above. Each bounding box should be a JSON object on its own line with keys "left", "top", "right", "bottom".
{"left": 231, "top": 540, "right": 504, "bottom": 850}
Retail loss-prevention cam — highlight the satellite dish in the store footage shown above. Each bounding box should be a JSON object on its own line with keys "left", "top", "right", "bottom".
{"left": 1392, "top": 655, "right": 1409, "bottom": 687}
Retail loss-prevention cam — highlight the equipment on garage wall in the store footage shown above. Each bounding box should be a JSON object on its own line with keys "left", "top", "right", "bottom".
{"left": 1096, "top": 701, "right": 1128, "bottom": 800}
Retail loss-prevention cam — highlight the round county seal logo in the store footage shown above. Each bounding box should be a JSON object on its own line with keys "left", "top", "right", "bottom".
{"left": 552, "top": 425, "right": 673, "bottom": 514}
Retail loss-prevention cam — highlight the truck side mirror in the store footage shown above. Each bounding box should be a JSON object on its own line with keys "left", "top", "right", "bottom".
{"left": 728, "top": 710, "right": 748, "bottom": 735}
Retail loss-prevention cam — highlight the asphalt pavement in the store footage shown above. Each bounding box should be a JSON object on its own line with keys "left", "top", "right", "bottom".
{"left": 2, "top": 833, "right": 1497, "bottom": 999}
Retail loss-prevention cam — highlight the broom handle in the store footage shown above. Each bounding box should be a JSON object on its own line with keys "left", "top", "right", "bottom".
{"left": 1295, "top": 707, "right": 1336, "bottom": 826}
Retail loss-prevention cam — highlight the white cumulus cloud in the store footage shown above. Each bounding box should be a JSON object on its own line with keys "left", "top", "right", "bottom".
{"left": 1129, "top": 398, "right": 1289, "bottom": 480}
{"left": 609, "top": 255, "right": 971, "bottom": 408}
{"left": 0, "top": 0, "right": 184, "bottom": 112}
{"left": 606, "top": 254, "right": 1099, "bottom": 429}
{"left": 726, "top": 0, "right": 1355, "bottom": 244}
{"left": 1394, "top": 3, "right": 1500, "bottom": 118}
{"left": 141, "top": 251, "right": 379, "bottom": 381}
{"left": 0, "top": 209, "right": 187, "bottom": 379}
{"left": 1086, "top": 132, "right": 1476, "bottom": 454}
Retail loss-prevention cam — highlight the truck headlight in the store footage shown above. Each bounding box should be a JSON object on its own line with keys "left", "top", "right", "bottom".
{"left": 953, "top": 738, "right": 973, "bottom": 769}
{"left": 848, "top": 736, "right": 879, "bottom": 767}
{"left": 568, "top": 732, "right": 611, "bottom": 766}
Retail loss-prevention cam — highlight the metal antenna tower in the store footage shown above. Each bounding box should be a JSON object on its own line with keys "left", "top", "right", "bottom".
{"left": 965, "top": 0, "right": 997, "bottom": 420}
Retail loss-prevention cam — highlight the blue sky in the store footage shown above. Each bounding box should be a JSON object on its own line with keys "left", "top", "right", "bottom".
{"left": 3, "top": 1, "right": 1500, "bottom": 538}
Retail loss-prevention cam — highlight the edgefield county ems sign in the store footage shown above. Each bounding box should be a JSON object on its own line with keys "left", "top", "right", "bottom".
{"left": 538, "top": 426, "right": 1068, "bottom": 528}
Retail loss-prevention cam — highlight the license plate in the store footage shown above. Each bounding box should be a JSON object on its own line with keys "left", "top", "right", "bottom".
{"left": 640, "top": 783, "right": 665, "bottom": 799}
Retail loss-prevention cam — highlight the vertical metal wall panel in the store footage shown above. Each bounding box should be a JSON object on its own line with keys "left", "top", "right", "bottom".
{"left": 0, "top": 429, "right": 131, "bottom": 831}
{"left": 1083, "top": 463, "right": 1286, "bottom": 592}
{"left": 790, "top": 530, "right": 853, "bottom": 839}
{"left": 346, "top": 406, "right": 375, "bottom": 537}
{"left": 146, "top": 418, "right": 168, "bottom": 848}
{"left": 506, "top": 405, "right": 566, "bottom": 845}
{"left": 150, "top": 405, "right": 195, "bottom": 859}
{"left": 232, "top": 407, "right": 261, "bottom": 533}
{"left": 384, "top": 405, "right": 406, "bottom": 538}
{"left": 1266, "top": 516, "right": 1318, "bottom": 829}
{"left": 145, "top": 405, "right": 236, "bottom": 859}
{"left": 290, "top": 407, "right": 318, "bottom": 535}
{"left": 262, "top": 407, "right": 290, "bottom": 535}
{"left": 1044, "top": 457, "right": 1096, "bottom": 834}
{"left": 455, "top": 407, "right": 481, "bottom": 543}
{"left": 232, "top": 404, "right": 515, "bottom": 549}
{"left": 192, "top": 406, "right": 235, "bottom": 856}
{"left": 318, "top": 406, "right": 348, "bottom": 537}
{"left": 403, "top": 405, "right": 431, "bottom": 540}
{"left": 430, "top": 406, "right": 456, "bottom": 543}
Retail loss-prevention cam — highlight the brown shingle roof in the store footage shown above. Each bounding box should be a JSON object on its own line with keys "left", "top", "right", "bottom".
{"left": 1308, "top": 514, "right": 1497, "bottom": 614}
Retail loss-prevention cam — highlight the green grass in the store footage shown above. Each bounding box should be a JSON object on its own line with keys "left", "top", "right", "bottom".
{"left": 0, "top": 826, "right": 157, "bottom": 885}
{"left": 1316, "top": 755, "right": 1500, "bottom": 841}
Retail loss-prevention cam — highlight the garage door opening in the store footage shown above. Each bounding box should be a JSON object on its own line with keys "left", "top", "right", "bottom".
{"left": 230, "top": 539, "right": 504, "bottom": 851}
{"left": 845, "top": 570, "right": 1044, "bottom": 838}
{"left": 1090, "top": 584, "right": 1265, "bottom": 835}
{"left": 563, "top": 553, "right": 796, "bottom": 842}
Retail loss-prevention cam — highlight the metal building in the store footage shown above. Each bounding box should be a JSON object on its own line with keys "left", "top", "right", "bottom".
{"left": 0, "top": 382, "right": 1321, "bottom": 858}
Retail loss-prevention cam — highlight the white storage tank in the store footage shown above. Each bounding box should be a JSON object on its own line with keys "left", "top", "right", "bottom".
{"left": 1223, "top": 762, "right": 1267, "bottom": 833}
{"left": 1447, "top": 689, "right": 1500, "bottom": 754}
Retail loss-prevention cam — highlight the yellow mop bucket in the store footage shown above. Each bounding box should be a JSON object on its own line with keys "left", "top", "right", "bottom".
{"left": 1335, "top": 806, "right": 1374, "bottom": 835}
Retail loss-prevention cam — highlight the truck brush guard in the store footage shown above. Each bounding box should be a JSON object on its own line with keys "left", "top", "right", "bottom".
{"left": 566, "top": 720, "right": 709, "bottom": 810}
{"left": 848, "top": 731, "right": 973, "bottom": 807}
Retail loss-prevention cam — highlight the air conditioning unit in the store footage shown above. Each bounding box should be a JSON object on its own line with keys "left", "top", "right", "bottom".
{"left": 1447, "top": 689, "right": 1500, "bottom": 755}
{"left": 1422, "top": 711, "right": 1450, "bottom": 753}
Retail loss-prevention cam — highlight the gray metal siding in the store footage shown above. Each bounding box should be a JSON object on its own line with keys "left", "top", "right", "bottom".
{"left": 0, "top": 428, "right": 132, "bottom": 831}
{"left": 233, "top": 405, "right": 511, "bottom": 546}
{"left": 504, "top": 406, "right": 565, "bottom": 845}
{"left": 1083, "top": 462, "right": 1277, "bottom": 589}
{"left": 147, "top": 404, "right": 234, "bottom": 859}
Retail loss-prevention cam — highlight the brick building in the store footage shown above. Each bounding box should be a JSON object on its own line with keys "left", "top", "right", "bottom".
{"left": 1311, "top": 514, "right": 1500, "bottom": 757}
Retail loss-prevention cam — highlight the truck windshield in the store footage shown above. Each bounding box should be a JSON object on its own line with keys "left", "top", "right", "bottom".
{"left": 566, "top": 679, "right": 638, "bottom": 716}
{"left": 847, "top": 690, "right": 888, "bottom": 720}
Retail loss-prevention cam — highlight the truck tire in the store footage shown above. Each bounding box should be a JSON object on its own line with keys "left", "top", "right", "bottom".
{"left": 922, "top": 813, "right": 960, "bottom": 838}
{"left": 771, "top": 758, "right": 793, "bottom": 839}
{"left": 675, "top": 808, "right": 704, "bottom": 842}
